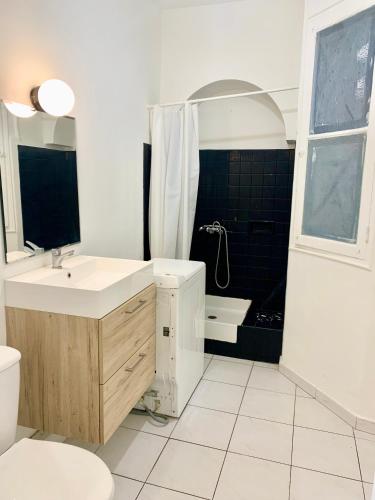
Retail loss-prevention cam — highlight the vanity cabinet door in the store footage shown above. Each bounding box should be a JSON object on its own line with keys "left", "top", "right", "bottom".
{"left": 99, "top": 284, "right": 156, "bottom": 383}
{"left": 6, "top": 307, "right": 100, "bottom": 443}
{"left": 100, "top": 334, "right": 156, "bottom": 443}
{"left": 6, "top": 284, "right": 157, "bottom": 445}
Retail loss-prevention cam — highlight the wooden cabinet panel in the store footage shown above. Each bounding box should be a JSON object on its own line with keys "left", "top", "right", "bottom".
{"left": 6, "top": 307, "right": 100, "bottom": 443}
{"left": 99, "top": 284, "right": 156, "bottom": 383}
{"left": 5, "top": 285, "right": 156, "bottom": 444}
{"left": 100, "top": 335, "right": 156, "bottom": 443}
{"left": 42, "top": 314, "right": 100, "bottom": 442}
{"left": 6, "top": 308, "right": 45, "bottom": 430}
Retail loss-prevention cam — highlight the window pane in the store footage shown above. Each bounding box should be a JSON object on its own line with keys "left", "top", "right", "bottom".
{"left": 302, "top": 135, "right": 366, "bottom": 243}
{"left": 311, "top": 6, "right": 375, "bottom": 134}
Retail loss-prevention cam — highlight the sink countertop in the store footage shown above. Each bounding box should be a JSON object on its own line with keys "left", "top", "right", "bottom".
{"left": 5, "top": 255, "right": 154, "bottom": 319}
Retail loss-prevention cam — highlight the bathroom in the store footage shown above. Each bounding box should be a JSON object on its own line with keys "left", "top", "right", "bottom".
{"left": 0, "top": 0, "right": 375, "bottom": 499}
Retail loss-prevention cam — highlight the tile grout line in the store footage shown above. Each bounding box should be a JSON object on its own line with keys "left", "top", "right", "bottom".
{"left": 168, "top": 404, "right": 356, "bottom": 438}
{"left": 200, "top": 363, "right": 295, "bottom": 394}
{"left": 136, "top": 355, "right": 221, "bottom": 500}
{"left": 245, "top": 384, "right": 297, "bottom": 396}
{"left": 291, "top": 464, "right": 365, "bottom": 484}
{"left": 288, "top": 385, "right": 297, "bottom": 500}
{"left": 199, "top": 376, "right": 251, "bottom": 389}
{"left": 134, "top": 434, "right": 169, "bottom": 500}
{"left": 120, "top": 416, "right": 356, "bottom": 444}
{"left": 187, "top": 402, "right": 241, "bottom": 416}
{"left": 212, "top": 357, "right": 256, "bottom": 366}
{"left": 141, "top": 480, "right": 208, "bottom": 500}
{"left": 353, "top": 436, "right": 366, "bottom": 500}
{"left": 202, "top": 376, "right": 296, "bottom": 395}
{"left": 210, "top": 362, "right": 254, "bottom": 499}
{"left": 361, "top": 483, "right": 367, "bottom": 500}
{"left": 32, "top": 358, "right": 368, "bottom": 499}
{"left": 203, "top": 358, "right": 212, "bottom": 374}
{"left": 101, "top": 356, "right": 361, "bottom": 498}
{"left": 291, "top": 423, "right": 354, "bottom": 438}
{"left": 98, "top": 356, "right": 366, "bottom": 499}
{"left": 247, "top": 384, "right": 296, "bottom": 396}
{"left": 112, "top": 456, "right": 368, "bottom": 489}
{"left": 112, "top": 472, "right": 145, "bottom": 497}
{"left": 352, "top": 416, "right": 366, "bottom": 500}
{"left": 110, "top": 435, "right": 370, "bottom": 483}
{"left": 203, "top": 377, "right": 252, "bottom": 388}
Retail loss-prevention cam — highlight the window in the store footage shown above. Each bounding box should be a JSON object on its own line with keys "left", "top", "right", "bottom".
{"left": 310, "top": 9, "right": 375, "bottom": 134}
{"left": 294, "top": 4, "right": 375, "bottom": 262}
{"left": 302, "top": 135, "right": 366, "bottom": 243}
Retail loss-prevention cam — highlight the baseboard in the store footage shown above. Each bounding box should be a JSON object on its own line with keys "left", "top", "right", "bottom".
{"left": 279, "top": 362, "right": 375, "bottom": 434}
{"left": 356, "top": 417, "right": 375, "bottom": 435}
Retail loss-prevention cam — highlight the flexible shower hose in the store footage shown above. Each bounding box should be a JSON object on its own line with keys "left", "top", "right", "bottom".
{"left": 212, "top": 221, "right": 230, "bottom": 289}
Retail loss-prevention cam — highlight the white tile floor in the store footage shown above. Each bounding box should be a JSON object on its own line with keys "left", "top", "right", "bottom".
{"left": 29, "top": 354, "right": 374, "bottom": 500}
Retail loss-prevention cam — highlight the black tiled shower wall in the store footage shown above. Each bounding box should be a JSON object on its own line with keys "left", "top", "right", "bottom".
{"left": 190, "top": 149, "right": 295, "bottom": 310}
{"left": 143, "top": 144, "right": 152, "bottom": 261}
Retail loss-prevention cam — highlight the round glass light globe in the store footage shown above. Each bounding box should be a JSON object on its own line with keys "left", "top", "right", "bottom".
{"left": 37, "top": 79, "right": 75, "bottom": 117}
{"left": 4, "top": 101, "right": 36, "bottom": 118}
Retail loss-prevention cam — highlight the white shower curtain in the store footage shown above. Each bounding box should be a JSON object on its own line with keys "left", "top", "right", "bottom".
{"left": 149, "top": 103, "right": 199, "bottom": 260}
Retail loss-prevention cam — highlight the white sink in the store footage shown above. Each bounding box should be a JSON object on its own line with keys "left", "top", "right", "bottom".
{"left": 5, "top": 255, "right": 153, "bottom": 318}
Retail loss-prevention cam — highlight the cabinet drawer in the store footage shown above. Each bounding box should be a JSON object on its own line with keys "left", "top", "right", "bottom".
{"left": 99, "top": 284, "right": 156, "bottom": 383}
{"left": 100, "top": 334, "right": 155, "bottom": 443}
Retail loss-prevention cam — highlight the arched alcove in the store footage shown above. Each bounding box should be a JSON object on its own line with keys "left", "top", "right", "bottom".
{"left": 189, "top": 80, "right": 289, "bottom": 149}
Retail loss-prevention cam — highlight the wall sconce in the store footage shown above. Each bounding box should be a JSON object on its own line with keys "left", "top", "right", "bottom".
{"left": 3, "top": 101, "right": 36, "bottom": 118}
{"left": 30, "top": 79, "right": 75, "bottom": 117}
{"left": 4, "top": 79, "right": 75, "bottom": 119}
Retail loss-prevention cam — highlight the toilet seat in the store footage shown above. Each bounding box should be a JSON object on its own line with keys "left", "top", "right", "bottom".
{"left": 0, "top": 438, "right": 114, "bottom": 500}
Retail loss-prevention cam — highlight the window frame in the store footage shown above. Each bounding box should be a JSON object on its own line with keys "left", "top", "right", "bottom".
{"left": 292, "top": 0, "right": 375, "bottom": 265}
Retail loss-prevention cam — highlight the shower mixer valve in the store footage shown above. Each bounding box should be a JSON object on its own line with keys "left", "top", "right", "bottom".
{"left": 199, "top": 223, "right": 224, "bottom": 234}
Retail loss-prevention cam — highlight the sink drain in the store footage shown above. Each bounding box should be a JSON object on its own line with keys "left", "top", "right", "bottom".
{"left": 208, "top": 315, "right": 217, "bottom": 320}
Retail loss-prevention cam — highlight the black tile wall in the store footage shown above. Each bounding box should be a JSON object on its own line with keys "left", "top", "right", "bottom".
{"left": 190, "top": 149, "right": 295, "bottom": 312}
{"left": 143, "top": 146, "right": 295, "bottom": 315}
{"left": 143, "top": 144, "right": 152, "bottom": 261}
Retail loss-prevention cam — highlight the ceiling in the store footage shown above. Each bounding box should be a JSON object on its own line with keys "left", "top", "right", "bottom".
{"left": 161, "top": 0, "right": 241, "bottom": 9}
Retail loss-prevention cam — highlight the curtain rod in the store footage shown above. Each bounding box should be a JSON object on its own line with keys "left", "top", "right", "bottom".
{"left": 147, "top": 85, "right": 298, "bottom": 110}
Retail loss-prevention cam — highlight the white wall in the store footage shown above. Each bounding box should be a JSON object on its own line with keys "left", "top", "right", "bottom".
{"left": 282, "top": 0, "right": 375, "bottom": 423}
{"left": 0, "top": 0, "right": 161, "bottom": 344}
{"left": 160, "top": 0, "right": 304, "bottom": 143}
{"left": 192, "top": 81, "right": 288, "bottom": 149}
{"left": 198, "top": 97, "right": 288, "bottom": 149}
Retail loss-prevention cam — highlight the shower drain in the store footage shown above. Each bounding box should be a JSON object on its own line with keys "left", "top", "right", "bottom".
{"left": 208, "top": 315, "right": 217, "bottom": 320}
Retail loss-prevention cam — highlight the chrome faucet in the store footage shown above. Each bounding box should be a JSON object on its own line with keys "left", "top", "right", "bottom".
{"left": 51, "top": 247, "right": 75, "bottom": 269}
{"left": 24, "top": 240, "right": 44, "bottom": 256}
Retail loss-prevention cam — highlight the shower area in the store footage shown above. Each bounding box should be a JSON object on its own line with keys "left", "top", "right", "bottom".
{"left": 144, "top": 80, "right": 296, "bottom": 363}
{"left": 190, "top": 147, "right": 294, "bottom": 362}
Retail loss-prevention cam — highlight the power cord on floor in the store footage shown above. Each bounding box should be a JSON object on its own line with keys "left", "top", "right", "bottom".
{"left": 131, "top": 403, "right": 169, "bottom": 426}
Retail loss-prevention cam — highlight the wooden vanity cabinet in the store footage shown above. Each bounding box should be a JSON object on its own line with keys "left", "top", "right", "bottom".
{"left": 6, "top": 284, "right": 156, "bottom": 444}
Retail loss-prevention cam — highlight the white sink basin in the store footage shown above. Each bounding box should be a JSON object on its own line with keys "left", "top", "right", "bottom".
{"left": 5, "top": 255, "right": 153, "bottom": 318}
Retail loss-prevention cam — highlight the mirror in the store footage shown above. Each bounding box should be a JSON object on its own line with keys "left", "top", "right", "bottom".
{"left": 0, "top": 101, "right": 80, "bottom": 263}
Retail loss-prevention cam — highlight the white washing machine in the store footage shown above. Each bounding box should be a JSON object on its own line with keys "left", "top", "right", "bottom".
{"left": 144, "top": 258, "right": 205, "bottom": 418}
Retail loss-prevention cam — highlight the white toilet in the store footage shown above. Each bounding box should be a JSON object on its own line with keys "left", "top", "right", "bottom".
{"left": 0, "top": 346, "right": 114, "bottom": 499}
